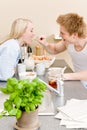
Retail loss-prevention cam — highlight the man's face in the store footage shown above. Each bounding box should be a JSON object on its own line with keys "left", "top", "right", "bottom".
{"left": 59, "top": 26, "right": 76, "bottom": 44}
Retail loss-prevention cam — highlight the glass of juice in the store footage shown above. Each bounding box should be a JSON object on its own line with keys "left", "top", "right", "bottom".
{"left": 48, "top": 78, "right": 57, "bottom": 89}
{"left": 47, "top": 71, "right": 57, "bottom": 89}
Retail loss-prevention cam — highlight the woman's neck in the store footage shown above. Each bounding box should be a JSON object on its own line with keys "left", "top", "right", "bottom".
{"left": 18, "top": 37, "right": 25, "bottom": 47}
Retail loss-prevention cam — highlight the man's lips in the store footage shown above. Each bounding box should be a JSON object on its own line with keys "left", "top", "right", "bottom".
{"left": 63, "top": 39, "right": 65, "bottom": 41}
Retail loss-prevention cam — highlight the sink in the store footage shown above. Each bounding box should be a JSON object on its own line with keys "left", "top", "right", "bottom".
{"left": 38, "top": 90, "right": 55, "bottom": 115}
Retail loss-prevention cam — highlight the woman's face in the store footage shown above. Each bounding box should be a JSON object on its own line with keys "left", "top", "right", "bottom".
{"left": 59, "top": 26, "right": 77, "bottom": 44}
{"left": 22, "top": 22, "right": 35, "bottom": 45}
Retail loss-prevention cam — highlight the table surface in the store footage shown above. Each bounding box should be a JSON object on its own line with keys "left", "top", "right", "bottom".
{"left": 0, "top": 59, "right": 87, "bottom": 130}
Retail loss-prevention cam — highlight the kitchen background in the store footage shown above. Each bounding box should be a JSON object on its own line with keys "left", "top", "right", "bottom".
{"left": 0, "top": 0, "right": 87, "bottom": 69}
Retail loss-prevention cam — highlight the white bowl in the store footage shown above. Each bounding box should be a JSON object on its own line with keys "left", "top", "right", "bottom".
{"left": 19, "top": 72, "right": 36, "bottom": 80}
{"left": 43, "top": 57, "right": 55, "bottom": 68}
{"left": 30, "top": 55, "right": 55, "bottom": 68}
{"left": 48, "top": 67, "right": 66, "bottom": 73}
{"left": 47, "top": 67, "right": 66, "bottom": 79}
{"left": 48, "top": 67, "right": 64, "bottom": 72}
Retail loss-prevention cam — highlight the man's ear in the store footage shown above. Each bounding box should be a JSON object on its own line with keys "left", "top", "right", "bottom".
{"left": 73, "top": 32, "right": 78, "bottom": 38}
{"left": 71, "top": 32, "right": 78, "bottom": 40}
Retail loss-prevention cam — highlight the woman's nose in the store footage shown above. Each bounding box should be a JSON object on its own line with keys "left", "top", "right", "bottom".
{"left": 59, "top": 33, "right": 61, "bottom": 37}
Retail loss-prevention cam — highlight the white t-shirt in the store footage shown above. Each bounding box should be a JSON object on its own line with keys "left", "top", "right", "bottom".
{"left": 67, "top": 44, "right": 87, "bottom": 88}
{"left": 0, "top": 39, "right": 20, "bottom": 80}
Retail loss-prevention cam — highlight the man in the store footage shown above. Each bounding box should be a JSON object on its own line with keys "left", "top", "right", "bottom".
{"left": 38, "top": 13, "right": 87, "bottom": 88}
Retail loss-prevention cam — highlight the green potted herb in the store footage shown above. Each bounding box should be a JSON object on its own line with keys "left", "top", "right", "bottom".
{"left": 0, "top": 77, "right": 47, "bottom": 130}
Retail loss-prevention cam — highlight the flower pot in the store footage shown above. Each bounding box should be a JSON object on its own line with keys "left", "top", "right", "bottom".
{"left": 14, "top": 108, "right": 41, "bottom": 130}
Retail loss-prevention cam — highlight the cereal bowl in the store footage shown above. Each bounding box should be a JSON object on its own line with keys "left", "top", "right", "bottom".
{"left": 43, "top": 57, "right": 55, "bottom": 68}
{"left": 19, "top": 72, "right": 37, "bottom": 80}
{"left": 30, "top": 55, "right": 55, "bottom": 68}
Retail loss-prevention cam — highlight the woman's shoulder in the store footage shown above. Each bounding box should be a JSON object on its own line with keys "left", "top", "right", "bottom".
{"left": 5, "top": 39, "right": 18, "bottom": 44}
{"left": 4, "top": 39, "right": 19, "bottom": 48}
{"left": 0, "top": 39, "right": 20, "bottom": 51}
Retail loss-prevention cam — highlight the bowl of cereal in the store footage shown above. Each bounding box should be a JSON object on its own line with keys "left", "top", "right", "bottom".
{"left": 19, "top": 71, "right": 37, "bottom": 80}
{"left": 30, "top": 55, "right": 55, "bottom": 68}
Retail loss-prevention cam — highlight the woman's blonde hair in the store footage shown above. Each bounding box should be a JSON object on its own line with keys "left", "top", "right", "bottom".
{"left": 0, "top": 18, "right": 32, "bottom": 44}
{"left": 56, "top": 13, "right": 87, "bottom": 38}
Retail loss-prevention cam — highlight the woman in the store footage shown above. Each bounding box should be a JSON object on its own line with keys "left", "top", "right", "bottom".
{"left": 0, "top": 18, "right": 34, "bottom": 80}
{"left": 38, "top": 13, "right": 87, "bottom": 88}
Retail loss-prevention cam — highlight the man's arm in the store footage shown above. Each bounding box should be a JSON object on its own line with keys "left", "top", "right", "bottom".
{"left": 63, "top": 70, "right": 87, "bottom": 81}
{"left": 37, "top": 36, "right": 67, "bottom": 54}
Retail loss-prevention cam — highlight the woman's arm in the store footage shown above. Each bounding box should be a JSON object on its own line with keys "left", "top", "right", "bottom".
{"left": 0, "top": 42, "right": 20, "bottom": 80}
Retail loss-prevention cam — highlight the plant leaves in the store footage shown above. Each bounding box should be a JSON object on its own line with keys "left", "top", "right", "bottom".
{"left": 0, "top": 77, "right": 47, "bottom": 119}
{"left": 16, "top": 109, "right": 22, "bottom": 119}
{"left": 14, "top": 97, "right": 22, "bottom": 108}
